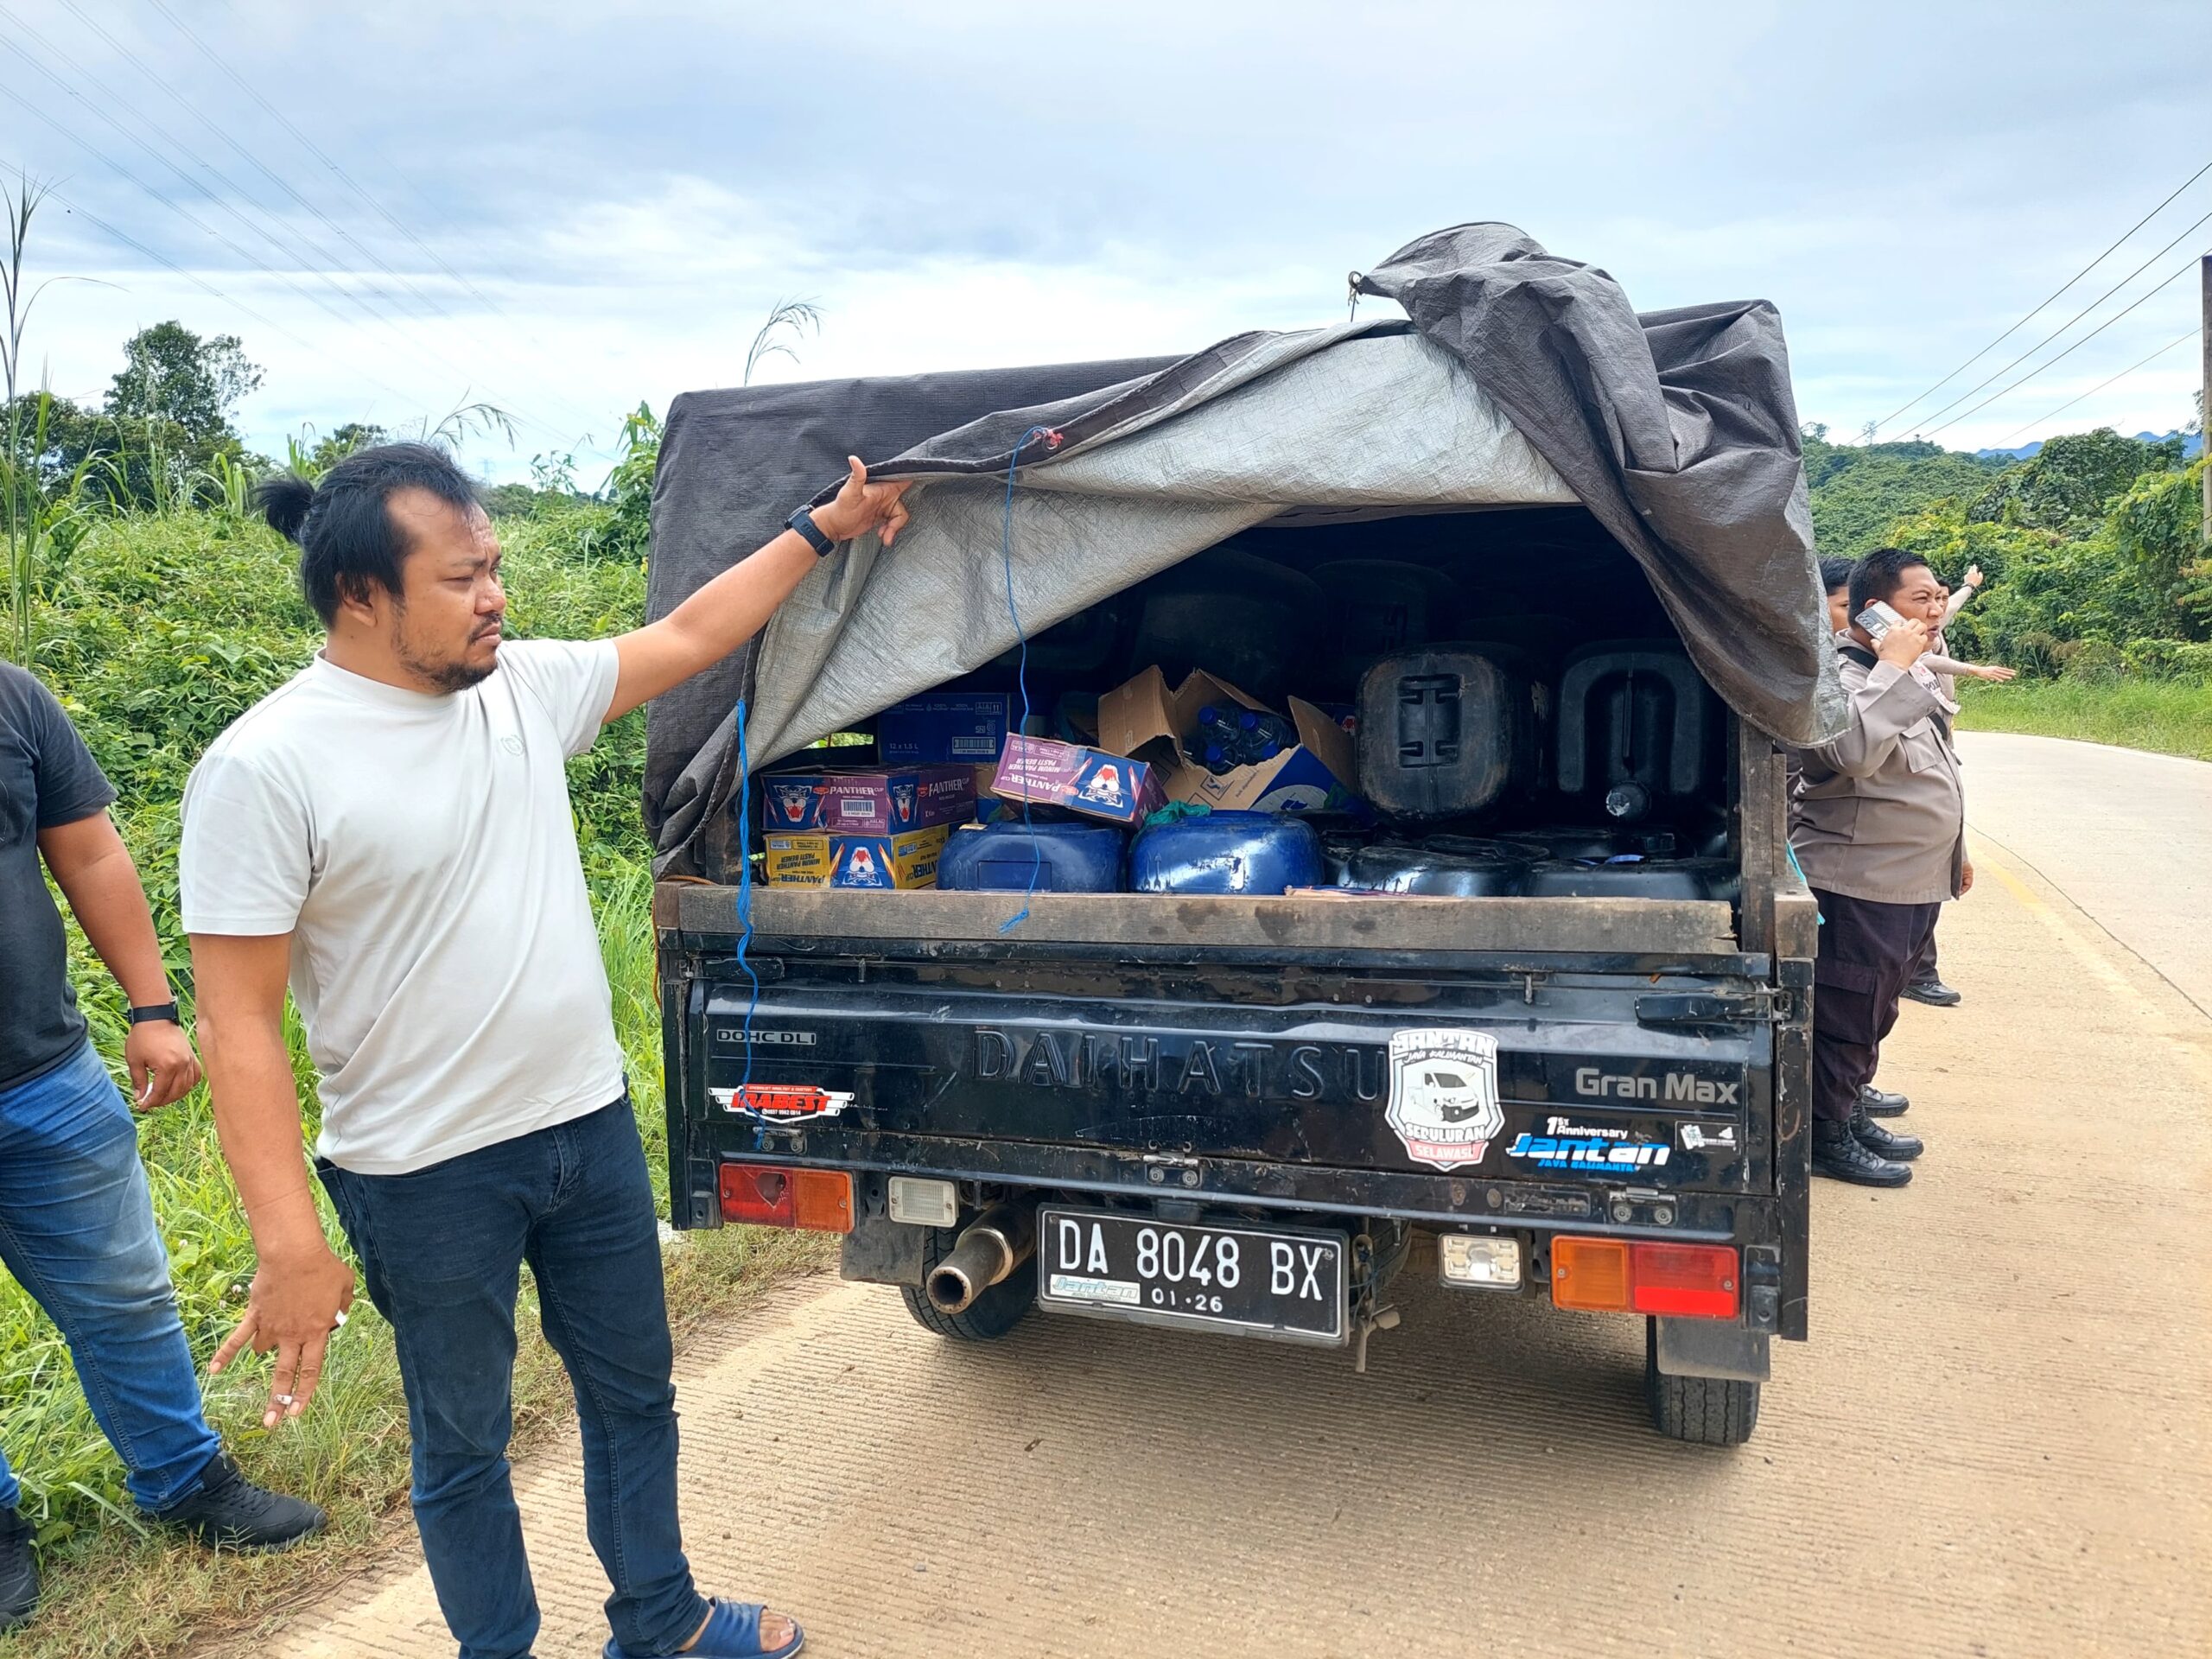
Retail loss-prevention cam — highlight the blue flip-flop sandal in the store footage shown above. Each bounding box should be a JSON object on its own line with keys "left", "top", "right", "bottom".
{"left": 603, "top": 1599, "right": 804, "bottom": 1659}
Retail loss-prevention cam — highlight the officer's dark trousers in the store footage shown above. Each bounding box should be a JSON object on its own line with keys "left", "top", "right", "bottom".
{"left": 1809, "top": 889, "right": 1942, "bottom": 1124}
{"left": 1910, "top": 925, "right": 1941, "bottom": 986}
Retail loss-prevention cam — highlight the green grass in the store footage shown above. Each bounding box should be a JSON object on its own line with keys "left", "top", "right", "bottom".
{"left": 1955, "top": 676, "right": 2212, "bottom": 763}
{"left": 0, "top": 505, "right": 829, "bottom": 1656}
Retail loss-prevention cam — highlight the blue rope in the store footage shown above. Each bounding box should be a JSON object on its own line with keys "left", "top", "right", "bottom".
{"left": 997, "top": 423, "right": 1057, "bottom": 935}
{"left": 1784, "top": 841, "right": 1825, "bottom": 926}
{"left": 733, "top": 697, "right": 763, "bottom": 1103}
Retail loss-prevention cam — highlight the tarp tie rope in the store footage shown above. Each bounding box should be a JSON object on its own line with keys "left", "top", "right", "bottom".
{"left": 998, "top": 423, "right": 1063, "bottom": 935}
{"left": 1784, "top": 841, "right": 1825, "bottom": 926}
{"left": 732, "top": 696, "right": 763, "bottom": 1103}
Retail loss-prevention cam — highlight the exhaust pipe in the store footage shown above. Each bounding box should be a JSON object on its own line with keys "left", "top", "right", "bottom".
{"left": 925, "top": 1203, "right": 1037, "bottom": 1315}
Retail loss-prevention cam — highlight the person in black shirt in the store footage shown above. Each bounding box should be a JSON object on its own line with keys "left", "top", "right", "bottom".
{"left": 0, "top": 662, "right": 323, "bottom": 1631}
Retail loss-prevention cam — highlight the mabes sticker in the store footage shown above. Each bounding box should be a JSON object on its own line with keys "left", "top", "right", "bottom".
{"left": 1386, "top": 1029, "right": 1503, "bottom": 1170}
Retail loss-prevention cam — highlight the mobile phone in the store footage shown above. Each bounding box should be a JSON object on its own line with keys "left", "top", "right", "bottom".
{"left": 1854, "top": 600, "right": 1906, "bottom": 640}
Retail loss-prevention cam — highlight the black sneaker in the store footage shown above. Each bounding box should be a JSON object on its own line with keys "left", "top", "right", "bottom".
{"left": 1852, "top": 1107, "right": 1923, "bottom": 1162}
{"left": 1857, "top": 1084, "right": 1910, "bottom": 1118}
{"left": 151, "top": 1453, "right": 326, "bottom": 1552}
{"left": 0, "top": 1507, "right": 37, "bottom": 1632}
{"left": 1901, "top": 978, "right": 1962, "bottom": 1007}
{"left": 1812, "top": 1119, "right": 1912, "bottom": 1187}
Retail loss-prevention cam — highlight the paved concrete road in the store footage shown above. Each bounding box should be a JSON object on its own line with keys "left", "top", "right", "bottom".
{"left": 1958, "top": 731, "right": 2212, "bottom": 1018}
{"left": 232, "top": 738, "right": 2212, "bottom": 1659}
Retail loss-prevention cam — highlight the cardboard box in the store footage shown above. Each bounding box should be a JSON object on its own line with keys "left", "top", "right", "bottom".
{"left": 759, "top": 765, "right": 975, "bottom": 834}
{"left": 990, "top": 734, "right": 1166, "bottom": 825}
{"left": 764, "top": 823, "right": 951, "bottom": 889}
{"left": 877, "top": 694, "right": 1014, "bottom": 765}
{"left": 1096, "top": 668, "right": 1360, "bottom": 814}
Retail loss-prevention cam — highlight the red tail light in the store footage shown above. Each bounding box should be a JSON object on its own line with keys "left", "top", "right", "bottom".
{"left": 1628, "top": 1243, "right": 1738, "bottom": 1319}
{"left": 1549, "top": 1236, "right": 1738, "bottom": 1320}
{"left": 717, "top": 1164, "right": 854, "bottom": 1234}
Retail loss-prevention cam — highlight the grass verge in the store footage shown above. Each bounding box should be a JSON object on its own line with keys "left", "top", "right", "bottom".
{"left": 9, "top": 1225, "right": 834, "bottom": 1659}
{"left": 1954, "top": 677, "right": 2212, "bottom": 762}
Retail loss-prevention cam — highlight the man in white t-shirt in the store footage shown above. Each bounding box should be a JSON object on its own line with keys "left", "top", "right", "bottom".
{"left": 181, "top": 442, "right": 910, "bottom": 1659}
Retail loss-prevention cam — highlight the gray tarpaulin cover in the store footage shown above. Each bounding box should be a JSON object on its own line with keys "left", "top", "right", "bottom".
{"left": 644, "top": 222, "right": 1842, "bottom": 877}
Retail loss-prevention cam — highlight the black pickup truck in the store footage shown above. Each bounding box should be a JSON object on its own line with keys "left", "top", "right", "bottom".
{"left": 643, "top": 229, "right": 1833, "bottom": 1446}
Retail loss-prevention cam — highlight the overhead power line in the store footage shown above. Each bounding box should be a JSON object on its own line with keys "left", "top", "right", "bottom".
{"left": 1998, "top": 328, "right": 2199, "bottom": 445}
{"left": 1905, "top": 206, "right": 2212, "bottom": 436}
{"left": 3, "top": 7, "right": 592, "bottom": 442}
{"left": 149, "top": 0, "right": 524, "bottom": 332}
{"left": 1873, "top": 156, "right": 2212, "bottom": 435}
{"left": 0, "top": 71, "right": 573, "bottom": 447}
{"left": 1921, "top": 252, "right": 2207, "bottom": 442}
{"left": 0, "top": 151, "right": 430, "bottom": 416}
{"left": 0, "top": 24, "right": 444, "bottom": 352}
{"left": 57, "top": 0, "right": 605, "bottom": 436}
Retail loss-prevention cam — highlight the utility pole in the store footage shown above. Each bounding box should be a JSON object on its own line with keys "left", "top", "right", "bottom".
{"left": 2202, "top": 255, "right": 2210, "bottom": 545}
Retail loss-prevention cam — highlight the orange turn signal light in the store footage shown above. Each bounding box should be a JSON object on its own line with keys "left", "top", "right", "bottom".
{"left": 1549, "top": 1236, "right": 1738, "bottom": 1320}
{"left": 1550, "top": 1236, "right": 1633, "bottom": 1312}
{"left": 717, "top": 1164, "right": 854, "bottom": 1234}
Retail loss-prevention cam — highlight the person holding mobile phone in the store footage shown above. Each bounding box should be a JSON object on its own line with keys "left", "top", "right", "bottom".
{"left": 1789, "top": 548, "right": 1969, "bottom": 1186}
{"left": 0, "top": 663, "right": 325, "bottom": 1633}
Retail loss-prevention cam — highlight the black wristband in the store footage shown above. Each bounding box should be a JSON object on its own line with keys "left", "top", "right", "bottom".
{"left": 786, "top": 505, "right": 836, "bottom": 556}
{"left": 127, "top": 1001, "right": 181, "bottom": 1027}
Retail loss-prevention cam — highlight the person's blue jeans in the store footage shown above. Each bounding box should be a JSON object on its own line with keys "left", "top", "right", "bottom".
{"left": 319, "top": 1097, "right": 709, "bottom": 1659}
{"left": 0, "top": 1039, "right": 223, "bottom": 1515}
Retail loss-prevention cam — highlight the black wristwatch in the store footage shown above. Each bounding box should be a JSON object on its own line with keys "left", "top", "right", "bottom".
{"left": 127, "top": 1001, "right": 181, "bottom": 1027}
{"left": 786, "top": 505, "right": 836, "bottom": 556}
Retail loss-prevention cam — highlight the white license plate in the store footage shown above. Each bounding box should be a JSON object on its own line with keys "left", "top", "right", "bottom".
{"left": 1036, "top": 1207, "right": 1347, "bottom": 1345}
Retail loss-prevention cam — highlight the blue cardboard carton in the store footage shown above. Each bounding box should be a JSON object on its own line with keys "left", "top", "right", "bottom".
{"left": 877, "top": 694, "right": 1014, "bottom": 765}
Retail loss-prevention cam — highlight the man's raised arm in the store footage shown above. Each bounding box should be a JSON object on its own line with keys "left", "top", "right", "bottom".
{"left": 191, "top": 931, "right": 355, "bottom": 1428}
{"left": 602, "top": 455, "right": 912, "bottom": 724}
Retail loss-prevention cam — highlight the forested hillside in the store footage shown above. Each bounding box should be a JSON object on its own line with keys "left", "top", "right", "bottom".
{"left": 1802, "top": 423, "right": 2209, "bottom": 682}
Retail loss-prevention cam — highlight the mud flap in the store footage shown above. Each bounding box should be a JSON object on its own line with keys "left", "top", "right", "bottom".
{"left": 1654, "top": 1316, "right": 1770, "bottom": 1382}
{"left": 842, "top": 1214, "right": 930, "bottom": 1286}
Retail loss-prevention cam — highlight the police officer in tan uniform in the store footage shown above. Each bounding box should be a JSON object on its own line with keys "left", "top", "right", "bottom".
{"left": 1790, "top": 548, "right": 1967, "bottom": 1185}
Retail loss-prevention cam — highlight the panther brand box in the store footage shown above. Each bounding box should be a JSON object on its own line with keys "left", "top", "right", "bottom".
{"left": 989, "top": 734, "right": 1166, "bottom": 826}
{"left": 758, "top": 765, "right": 975, "bottom": 835}
{"left": 876, "top": 695, "right": 1014, "bottom": 766}
{"left": 762, "top": 823, "right": 951, "bottom": 890}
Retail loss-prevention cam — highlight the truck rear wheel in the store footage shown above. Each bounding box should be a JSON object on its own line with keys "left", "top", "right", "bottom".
{"left": 899, "top": 1224, "right": 1034, "bottom": 1342}
{"left": 1644, "top": 1320, "right": 1760, "bottom": 1446}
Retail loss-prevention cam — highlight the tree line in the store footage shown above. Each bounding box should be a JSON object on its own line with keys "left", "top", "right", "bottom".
{"left": 1802, "top": 421, "right": 2209, "bottom": 681}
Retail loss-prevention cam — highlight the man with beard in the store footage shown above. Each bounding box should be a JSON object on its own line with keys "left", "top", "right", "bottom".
{"left": 181, "top": 442, "right": 910, "bottom": 1659}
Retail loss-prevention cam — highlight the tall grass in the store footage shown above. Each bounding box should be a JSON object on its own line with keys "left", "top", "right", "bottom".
{"left": 1955, "top": 675, "right": 2212, "bottom": 762}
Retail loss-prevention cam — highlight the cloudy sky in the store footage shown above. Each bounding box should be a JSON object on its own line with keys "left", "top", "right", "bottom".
{"left": 3, "top": 0, "right": 2205, "bottom": 481}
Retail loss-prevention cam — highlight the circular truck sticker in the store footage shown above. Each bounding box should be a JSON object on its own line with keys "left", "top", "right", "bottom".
{"left": 1385, "top": 1029, "right": 1503, "bottom": 1170}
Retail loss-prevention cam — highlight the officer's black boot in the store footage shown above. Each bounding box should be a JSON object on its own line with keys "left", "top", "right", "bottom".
{"left": 1852, "top": 1106, "right": 1923, "bottom": 1161}
{"left": 1812, "top": 1118, "right": 1912, "bottom": 1186}
{"left": 1857, "top": 1083, "right": 1910, "bottom": 1118}
{"left": 1901, "top": 976, "right": 1962, "bottom": 1007}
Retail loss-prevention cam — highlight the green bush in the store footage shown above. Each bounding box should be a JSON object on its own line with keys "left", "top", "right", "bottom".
{"left": 2061, "top": 638, "right": 2123, "bottom": 684}
{"left": 2119, "top": 638, "right": 2212, "bottom": 682}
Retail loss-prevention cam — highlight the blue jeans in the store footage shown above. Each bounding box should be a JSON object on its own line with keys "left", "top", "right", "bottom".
{"left": 0, "top": 1039, "right": 223, "bottom": 1514}
{"left": 320, "top": 1097, "right": 709, "bottom": 1659}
